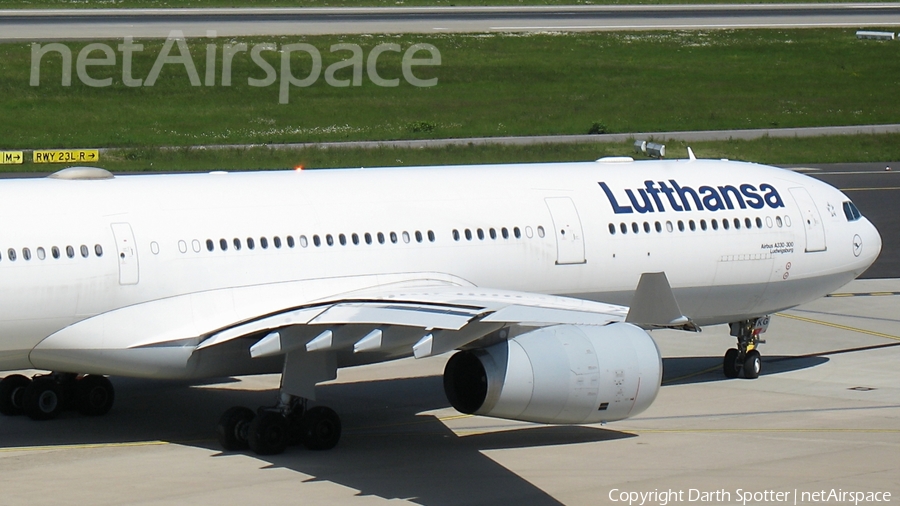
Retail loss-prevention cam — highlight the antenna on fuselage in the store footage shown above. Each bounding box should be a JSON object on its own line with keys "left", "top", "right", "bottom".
{"left": 687, "top": 147, "right": 697, "bottom": 161}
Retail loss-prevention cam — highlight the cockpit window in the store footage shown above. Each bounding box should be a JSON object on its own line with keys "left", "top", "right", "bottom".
{"left": 843, "top": 201, "right": 862, "bottom": 222}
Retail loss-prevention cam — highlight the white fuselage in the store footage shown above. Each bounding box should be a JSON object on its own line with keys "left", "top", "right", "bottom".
{"left": 0, "top": 159, "right": 882, "bottom": 376}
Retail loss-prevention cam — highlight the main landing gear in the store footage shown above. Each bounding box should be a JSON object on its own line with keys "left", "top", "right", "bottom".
{"left": 217, "top": 394, "right": 342, "bottom": 456}
{"left": 0, "top": 373, "right": 115, "bottom": 420}
{"left": 723, "top": 316, "right": 770, "bottom": 379}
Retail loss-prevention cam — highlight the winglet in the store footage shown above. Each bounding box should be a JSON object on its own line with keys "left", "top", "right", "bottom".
{"left": 625, "top": 272, "right": 699, "bottom": 331}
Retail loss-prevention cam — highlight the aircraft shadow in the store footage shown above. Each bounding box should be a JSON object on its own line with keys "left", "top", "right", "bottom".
{"left": 0, "top": 375, "right": 633, "bottom": 506}
{"left": 661, "top": 355, "right": 829, "bottom": 385}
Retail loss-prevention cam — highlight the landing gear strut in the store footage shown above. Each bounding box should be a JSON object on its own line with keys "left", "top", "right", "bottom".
{"left": 0, "top": 373, "right": 115, "bottom": 420}
{"left": 723, "top": 316, "right": 769, "bottom": 379}
{"left": 218, "top": 394, "right": 342, "bottom": 455}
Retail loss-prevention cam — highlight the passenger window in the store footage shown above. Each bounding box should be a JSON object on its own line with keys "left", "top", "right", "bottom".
{"left": 643, "top": 222, "right": 650, "bottom": 233}
{"left": 477, "top": 229, "right": 484, "bottom": 240}
{"left": 178, "top": 240, "right": 187, "bottom": 253}
{"left": 94, "top": 244, "right": 102, "bottom": 257}
{"left": 677, "top": 221, "right": 685, "bottom": 232}
{"left": 489, "top": 228, "right": 497, "bottom": 239}
{"left": 655, "top": 221, "right": 662, "bottom": 233}
{"left": 192, "top": 239, "right": 201, "bottom": 252}
{"left": 537, "top": 226, "right": 545, "bottom": 238}
{"left": 377, "top": 232, "right": 385, "bottom": 244}
{"left": 609, "top": 223, "right": 616, "bottom": 235}
{"left": 620, "top": 223, "right": 628, "bottom": 234}
{"left": 453, "top": 229, "right": 460, "bottom": 241}
{"left": 219, "top": 239, "right": 228, "bottom": 251}
{"left": 233, "top": 238, "right": 241, "bottom": 250}
{"left": 313, "top": 235, "right": 321, "bottom": 247}
{"left": 80, "top": 245, "right": 89, "bottom": 258}
{"left": 351, "top": 233, "right": 359, "bottom": 245}
{"left": 514, "top": 227, "right": 521, "bottom": 239}
{"left": 415, "top": 231, "right": 423, "bottom": 243}
{"left": 428, "top": 230, "right": 435, "bottom": 242}
{"left": 261, "top": 237, "right": 269, "bottom": 249}
{"left": 67, "top": 245, "right": 75, "bottom": 258}
{"left": 756, "top": 217, "right": 763, "bottom": 228}
{"left": 247, "top": 237, "right": 255, "bottom": 249}
{"left": 8, "top": 248, "right": 16, "bottom": 261}
{"left": 365, "top": 233, "right": 372, "bottom": 245}
{"left": 465, "top": 229, "right": 472, "bottom": 241}
{"left": 287, "top": 236, "right": 295, "bottom": 248}
{"left": 23, "top": 248, "right": 31, "bottom": 261}
{"left": 52, "top": 246, "right": 60, "bottom": 259}
{"left": 700, "top": 219, "right": 707, "bottom": 231}
{"left": 712, "top": 219, "right": 719, "bottom": 230}
{"left": 299, "top": 235, "right": 308, "bottom": 248}
{"left": 734, "top": 218, "right": 741, "bottom": 229}
{"left": 274, "top": 236, "right": 282, "bottom": 248}
{"left": 745, "top": 218, "right": 752, "bottom": 229}
{"left": 689, "top": 220, "right": 696, "bottom": 231}
{"left": 390, "top": 232, "right": 398, "bottom": 244}
{"left": 402, "top": 231, "right": 410, "bottom": 244}
{"left": 501, "top": 227, "right": 509, "bottom": 239}
{"left": 631, "top": 222, "right": 639, "bottom": 234}
{"left": 338, "top": 234, "right": 345, "bottom": 246}
{"left": 37, "top": 247, "right": 46, "bottom": 260}
{"left": 776, "top": 216, "right": 783, "bottom": 228}
{"left": 326, "top": 234, "right": 334, "bottom": 246}
{"left": 723, "top": 219, "right": 730, "bottom": 230}
{"left": 525, "top": 226, "right": 534, "bottom": 238}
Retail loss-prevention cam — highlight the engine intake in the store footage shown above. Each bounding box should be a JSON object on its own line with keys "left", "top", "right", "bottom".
{"left": 444, "top": 323, "right": 662, "bottom": 424}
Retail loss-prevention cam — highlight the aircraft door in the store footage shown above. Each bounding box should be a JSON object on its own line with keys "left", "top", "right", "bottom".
{"left": 110, "top": 223, "right": 139, "bottom": 285}
{"left": 544, "top": 197, "right": 586, "bottom": 265}
{"left": 789, "top": 188, "right": 827, "bottom": 252}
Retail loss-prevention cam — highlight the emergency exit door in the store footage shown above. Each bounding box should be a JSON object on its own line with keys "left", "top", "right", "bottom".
{"left": 789, "top": 188, "right": 827, "bottom": 252}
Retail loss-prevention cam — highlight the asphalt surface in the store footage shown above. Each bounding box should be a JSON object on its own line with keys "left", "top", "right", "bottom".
{"left": 1, "top": 278, "right": 898, "bottom": 505}
{"left": 2, "top": 3, "right": 900, "bottom": 40}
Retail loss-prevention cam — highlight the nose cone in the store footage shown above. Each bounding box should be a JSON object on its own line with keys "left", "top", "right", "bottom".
{"left": 855, "top": 218, "right": 882, "bottom": 275}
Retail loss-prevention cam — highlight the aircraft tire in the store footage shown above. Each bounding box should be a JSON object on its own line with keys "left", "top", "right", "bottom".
{"left": 76, "top": 375, "right": 115, "bottom": 416}
{"left": 300, "top": 406, "right": 342, "bottom": 451}
{"left": 0, "top": 374, "right": 32, "bottom": 416}
{"left": 723, "top": 348, "right": 741, "bottom": 378}
{"left": 22, "top": 377, "right": 64, "bottom": 421}
{"left": 248, "top": 411, "right": 288, "bottom": 455}
{"left": 743, "top": 350, "right": 761, "bottom": 379}
{"left": 217, "top": 406, "right": 256, "bottom": 451}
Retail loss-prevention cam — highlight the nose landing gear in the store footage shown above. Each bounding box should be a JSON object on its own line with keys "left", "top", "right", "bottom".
{"left": 723, "top": 316, "right": 769, "bottom": 379}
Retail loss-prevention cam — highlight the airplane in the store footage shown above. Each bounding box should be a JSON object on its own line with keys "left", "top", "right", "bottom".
{"left": 0, "top": 152, "right": 881, "bottom": 456}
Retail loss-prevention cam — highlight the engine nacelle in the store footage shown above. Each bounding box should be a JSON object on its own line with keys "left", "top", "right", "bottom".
{"left": 443, "top": 323, "right": 662, "bottom": 424}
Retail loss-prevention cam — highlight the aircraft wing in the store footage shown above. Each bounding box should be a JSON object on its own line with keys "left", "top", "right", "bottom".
{"left": 31, "top": 272, "right": 690, "bottom": 379}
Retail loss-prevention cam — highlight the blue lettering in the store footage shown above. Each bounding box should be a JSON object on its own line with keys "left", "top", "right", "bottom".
{"left": 599, "top": 182, "right": 633, "bottom": 213}
{"left": 740, "top": 184, "right": 764, "bottom": 209}
{"left": 626, "top": 188, "right": 655, "bottom": 213}
{"left": 718, "top": 185, "right": 746, "bottom": 210}
{"left": 599, "top": 180, "right": 785, "bottom": 214}
{"left": 760, "top": 183, "right": 785, "bottom": 208}
{"left": 700, "top": 186, "right": 725, "bottom": 211}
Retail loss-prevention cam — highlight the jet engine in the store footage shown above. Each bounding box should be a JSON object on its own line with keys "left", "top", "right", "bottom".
{"left": 443, "top": 323, "right": 662, "bottom": 424}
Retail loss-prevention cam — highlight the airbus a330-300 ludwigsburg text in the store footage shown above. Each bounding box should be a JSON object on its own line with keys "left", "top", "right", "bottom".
{"left": 0, "top": 153, "right": 881, "bottom": 455}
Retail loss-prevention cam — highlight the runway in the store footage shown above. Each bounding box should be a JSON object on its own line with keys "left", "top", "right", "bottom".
{"left": 0, "top": 161, "right": 897, "bottom": 505}
{"left": 2, "top": 3, "right": 900, "bottom": 40}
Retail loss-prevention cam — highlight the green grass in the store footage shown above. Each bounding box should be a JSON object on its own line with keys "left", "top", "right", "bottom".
{"left": 3, "top": 30, "right": 899, "bottom": 151}
{"left": 3, "top": 0, "right": 896, "bottom": 9}
{"left": 5, "top": 134, "right": 899, "bottom": 173}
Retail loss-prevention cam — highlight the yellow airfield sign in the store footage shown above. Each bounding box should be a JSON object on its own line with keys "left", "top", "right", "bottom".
{"left": 33, "top": 149, "right": 100, "bottom": 164}
{"left": 1, "top": 151, "right": 24, "bottom": 165}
